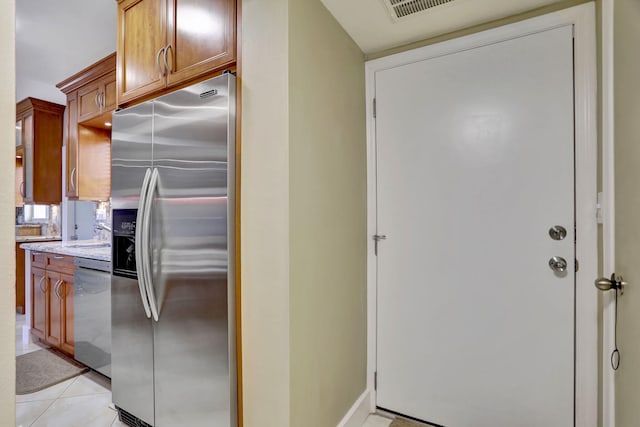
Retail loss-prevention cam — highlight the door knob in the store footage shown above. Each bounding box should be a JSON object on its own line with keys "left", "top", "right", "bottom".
{"left": 549, "top": 256, "right": 568, "bottom": 272}
{"left": 548, "top": 225, "right": 567, "bottom": 241}
{"left": 595, "top": 273, "right": 628, "bottom": 371}
{"left": 595, "top": 273, "right": 627, "bottom": 293}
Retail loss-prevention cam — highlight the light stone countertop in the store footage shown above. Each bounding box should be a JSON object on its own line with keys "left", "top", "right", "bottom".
{"left": 19, "top": 239, "right": 111, "bottom": 262}
{"left": 15, "top": 235, "right": 62, "bottom": 243}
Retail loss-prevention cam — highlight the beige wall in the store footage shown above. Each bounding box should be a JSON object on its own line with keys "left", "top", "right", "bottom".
{"left": 241, "top": 0, "right": 367, "bottom": 425}
{"left": 613, "top": 0, "right": 640, "bottom": 425}
{"left": 240, "top": 0, "right": 291, "bottom": 425}
{"left": 288, "top": 0, "right": 367, "bottom": 426}
{"left": 0, "top": 1, "right": 16, "bottom": 426}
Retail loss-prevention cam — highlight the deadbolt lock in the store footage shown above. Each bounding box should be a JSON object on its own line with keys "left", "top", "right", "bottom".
{"left": 549, "top": 225, "right": 567, "bottom": 241}
{"left": 549, "top": 256, "right": 568, "bottom": 273}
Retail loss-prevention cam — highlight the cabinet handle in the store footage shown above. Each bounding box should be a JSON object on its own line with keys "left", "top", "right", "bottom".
{"left": 38, "top": 276, "right": 46, "bottom": 293}
{"left": 55, "top": 280, "right": 64, "bottom": 299}
{"left": 156, "top": 47, "right": 166, "bottom": 77}
{"left": 70, "top": 167, "right": 76, "bottom": 192}
{"left": 19, "top": 181, "right": 25, "bottom": 197}
{"left": 163, "top": 44, "right": 172, "bottom": 74}
{"left": 53, "top": 256, "right": 65, "bottom": 260}
{"left": 95, "top": 93, "right": 101, "bottom": 109}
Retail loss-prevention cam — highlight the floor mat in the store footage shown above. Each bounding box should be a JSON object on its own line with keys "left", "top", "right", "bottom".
{"left": 16, "top": 349, "right": 88, "bottom": 395}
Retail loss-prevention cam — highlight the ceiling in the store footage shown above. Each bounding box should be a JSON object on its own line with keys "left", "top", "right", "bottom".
{"left": 16, "top": 0, "right": 116, "bottom": 105}
{"left": 15, "top": 0, "right": 568, "bottom": 105}
{"left": 319, "top": 0, "right": 567, "bottom": 54}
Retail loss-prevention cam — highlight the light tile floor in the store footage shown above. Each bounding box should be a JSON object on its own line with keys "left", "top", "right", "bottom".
{"left": 363, "top": 414, "right": 393, "bottom": 427}
{"left": 17, "top": 314, "right": 391, "bottom": 427}
{"left": 15, "top": 314, "right": 127, "bottom": 427}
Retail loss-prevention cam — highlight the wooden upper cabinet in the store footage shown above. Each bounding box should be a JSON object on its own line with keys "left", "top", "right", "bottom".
{"left": 77, "top": 73, "right": 117, "bottom": 123}
{"left": 117, "top": 0, "right": 236, "bottom": 106}
{"left": 15, "top": 150, "right": 24, "bottom": 207}
{"left": 117, "top": 0, "right": 167, "bottom": 104}
{"left": 57, "top": 53, "right": 115, "bottom": 202}
{"left": 104, "top": 77, "right": 117, "bottom": 112}
{"left": 78, "top": 83, "right": 101, "bottom": 122}
{"left": 165, "top": 0, "right": 236, "bottom": 86}
{"left": 16, "top": 98, "right": 65, "bottom": 205}
{"left": 66, "top": 94, "right": 79, "bottom": 199}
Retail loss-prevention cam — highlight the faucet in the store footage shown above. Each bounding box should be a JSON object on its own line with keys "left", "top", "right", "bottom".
{"left": 96, "top": 223, "right": 112, "bottom": 233}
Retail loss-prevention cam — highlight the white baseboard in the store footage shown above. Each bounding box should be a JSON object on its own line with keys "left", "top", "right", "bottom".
{"left": 337, "top": 389, "right": 372, "bottom": 427}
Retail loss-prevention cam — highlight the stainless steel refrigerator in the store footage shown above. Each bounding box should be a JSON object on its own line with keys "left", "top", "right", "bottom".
{"left": 110, "top": 74, "right": 236, "bottom": 427}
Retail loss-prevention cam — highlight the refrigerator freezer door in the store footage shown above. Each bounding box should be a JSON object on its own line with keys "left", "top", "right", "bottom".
{"left": 111, "top": 102, "right": 155, "bottom": 426}
{"left": 111, "top": 102, "right": 154, "bottom": 211}
{"left": 150, "top": 74, "right": 236, "bottom": 426}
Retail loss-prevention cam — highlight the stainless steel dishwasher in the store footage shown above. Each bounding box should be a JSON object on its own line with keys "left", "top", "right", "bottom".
{"left": 74, "top": 257, "right": 111, "bottom": 378}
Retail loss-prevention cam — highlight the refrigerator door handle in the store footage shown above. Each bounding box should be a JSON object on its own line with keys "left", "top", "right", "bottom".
{"left": 135, "top": 168, "right": 153, "bottom": 319}
{"left": 143, "top": 167, "right": 160, "bottom": 322}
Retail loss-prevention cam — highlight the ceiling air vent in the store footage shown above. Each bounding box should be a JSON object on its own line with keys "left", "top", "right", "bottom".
{"left": 382, "top": 0, "right": 456, "bottom": 21}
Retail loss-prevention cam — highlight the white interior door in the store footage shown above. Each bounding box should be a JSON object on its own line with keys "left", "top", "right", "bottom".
{"left": 375, "top": 25, "right": 575, "bottom": 427}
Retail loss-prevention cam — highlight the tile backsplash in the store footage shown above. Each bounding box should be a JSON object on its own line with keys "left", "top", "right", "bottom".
{"left": 69, "top": 200, "right": 111, "bottom": 241}
{"left": 94, "top": 201, "right": 111, "bottom": 241}
{"left": 16, "top": 204, "right": 61, "bottom": 236}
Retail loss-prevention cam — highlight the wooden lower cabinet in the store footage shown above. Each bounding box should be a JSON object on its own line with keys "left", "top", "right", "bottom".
{"left": 46, "top": 271, "right": 62, "bottom": 348}
{"left": 31, "top": 267, "right": 47, "bottom": 340}
{"left": 59, "top": 274, "right": 75, "bottom": 355}
{"left": 16, "top": 242, "right": 25, "bottom": 314}
{"left": 31, "top": 255, "right": 75, "bottom": 356}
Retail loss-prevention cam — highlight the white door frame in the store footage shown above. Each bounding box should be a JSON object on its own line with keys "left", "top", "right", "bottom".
{"left": 601, "top": 0, "right": 615, "bottom": 426}
{"left": 365, "top": 3, "right": 598, "bottom": 425}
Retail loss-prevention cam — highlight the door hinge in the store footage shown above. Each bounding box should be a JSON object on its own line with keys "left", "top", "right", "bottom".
{"left": 596, "top": 191, "right": 603, "bottom": 224}
{"left": 373, "top": 234, "right": 386, "bottom": 256}
{"left": 374, "top": 371, "right": 378, "bottom": 390}
{"left": 373, "top": 98, "right": 377, "bottom": 118}
{"left": 575, "top": 259, "right": 579, "bottom": 272}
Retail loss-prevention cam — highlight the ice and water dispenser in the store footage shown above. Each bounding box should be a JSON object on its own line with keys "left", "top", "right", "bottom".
{"left": 112, "top": 209, "right": 138, "bottom": 279}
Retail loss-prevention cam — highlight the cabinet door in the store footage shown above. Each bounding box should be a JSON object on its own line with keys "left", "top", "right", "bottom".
{"left": 77, "top": 83, "right": 102, "bottom": 122}
{"left": 16, "top": 243, "right": 25, "bottom": 314}
{"left": 117, "top": 0, "right": 167, "bottom": 105}
{"left": 15, "top": 151, "right": 24, "bottom": 207}
{"left": 31, "top": 267, "right": 46, "bottom": 340}
{"left": 46, "top": 271, "right": 62, "bottom": 348}
{"left": 22, "top": 114, "right": 34, "bottom": 203}
{"left": 66, "top": 95, "right": 79, "bottom": 199}
{"left": 16, "top": 120, "right": 22, "bottom": 147}
{"left": 104, "top": 75, "right": 117, "bottom": 112}
{"left": 165, "top": 0, "right": 236, "bottom": 87}
{"left": 59, "top": 274, "right": 75, "bottom": 355}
